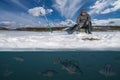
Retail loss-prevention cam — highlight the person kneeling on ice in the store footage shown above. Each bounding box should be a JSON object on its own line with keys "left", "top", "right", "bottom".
{"left": 66, "top": 10, "right": 92, "bottom": 34}
{"left": 76, "top": 10, "right": 92, "bottom": 34}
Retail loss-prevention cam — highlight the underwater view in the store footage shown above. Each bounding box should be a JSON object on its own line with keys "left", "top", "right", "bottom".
{"left": 0, "top": 51, "right": 120, "bottom": 80}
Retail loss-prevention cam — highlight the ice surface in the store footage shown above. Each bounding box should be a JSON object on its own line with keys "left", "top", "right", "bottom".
{"left": 0, "top": 31, "right": 120, "bottom": 51}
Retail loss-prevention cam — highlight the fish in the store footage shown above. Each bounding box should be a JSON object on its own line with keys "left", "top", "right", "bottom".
{"left": 54, "top": 59, "right": 83, "bottom": 74}
{"left": 38, "top": 70, "right": 58, "bottom": 77}
{"left": 13, "top": 57, "right": 24, "bottom": 62}
{"left": 99, "top": 64, "right": 116, "bottom": 77}
{"left": 3, "top": 69, "right": 13, "bottom": 77}
{"left": 114, "top": 56, "right": 120, "bottom": 61}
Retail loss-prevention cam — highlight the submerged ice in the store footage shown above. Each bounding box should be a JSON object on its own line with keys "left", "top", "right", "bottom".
{"left": 0, "top": 31, "right": 120, "bottom": 50}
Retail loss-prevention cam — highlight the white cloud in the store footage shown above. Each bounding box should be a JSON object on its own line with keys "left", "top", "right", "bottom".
{"left": 89, "top": 0, "right": 120, "bottom": 15}
{"left": 46, "top": 9, "right": 53, "bottom": 14}
{"left": 0, "top": 10, "right": 48, "bottom": 28}
{"left": 53, "top": 0, "right": 83, "bottom": 19}
{"left": 101, "top": 0, "right": 120, "bottom": 14}
{"left": 59, "top": 19, "right": 76, "bottom": 27}
{"left": 28, "top": 7, "right": 53, "bottom": 17}
{"left": 28, "top": 7, "right": 46, "bottom": 16}
{"left": 0, "top": 21, "right": 16, "bottom": 25}
{"left": 49, "top": 19, "right": 76, "bottom": 27}
{"left": 58, "top": 18, "right": 120, "bottom": 27}
{"left": 92, "top": 18, "right": 120, "bottom": 26}
{"left": 19, "top": 24, "right": 33, "bottom": 28}
{"left": 0, "top": 21, "right": 16, "bottom": 28}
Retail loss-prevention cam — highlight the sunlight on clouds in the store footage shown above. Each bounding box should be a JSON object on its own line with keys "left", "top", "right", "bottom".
{"left": 28, "top": 7, "right": 46, "bottom": 16}
{"left": 60, "top": 19, "right": 76, "bottom": 27}
{"left": 92, "top": 18, "right": 120, "bottom": 26}
{"left": 89, "top": 0, "right": 120, "bottom": 15}
{"left": 0, "top": 10, "right": 48, "bottom": 28}
{"left": 0, "top": 21, "right": 16, "bottom": 28}
{"left": 28, "top": 7, "right": 53, "bottom": 16}
{"left": 89, "top": 0, "right": 112, "bottom": 15}
{"left": 101, "top": 0, "right": 120, "bottom": 14}
{"left": 46, "top": 9, "right": 53, "bottom": 14}
{"left": 11, "top": 0, "right": 28, "bottom": 10}
{"left": 53, "top": 0, "right": 83, "bottom": 19}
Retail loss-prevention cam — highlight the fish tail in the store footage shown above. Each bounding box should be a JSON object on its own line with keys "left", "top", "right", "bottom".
{"left": 79, "top": 69, "right": 84, "bottom": 75}
{"left": 54, "top": 58, "right": 61, "bottom": 64}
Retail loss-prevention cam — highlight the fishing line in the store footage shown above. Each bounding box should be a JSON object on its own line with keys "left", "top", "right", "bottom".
{"left": 37, "top": 0, "right": 53, "bottom": 33}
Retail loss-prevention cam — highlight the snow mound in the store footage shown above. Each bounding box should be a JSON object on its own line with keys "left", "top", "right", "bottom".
{"left": 0, "top": 31, "right": 120, "bottom": 51}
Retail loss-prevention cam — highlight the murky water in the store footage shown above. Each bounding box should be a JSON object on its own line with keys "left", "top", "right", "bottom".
{"left": 0, "top": 51, "right": 120, "bottom": 80}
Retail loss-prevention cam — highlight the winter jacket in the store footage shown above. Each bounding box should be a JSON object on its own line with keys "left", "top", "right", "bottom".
{"left": 77, "top": 14, "right": 92, "bottom": 29}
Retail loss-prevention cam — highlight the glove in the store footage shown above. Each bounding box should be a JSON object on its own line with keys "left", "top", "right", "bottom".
{"left": 86, "top": 21, "right": 89, "bottom": 25}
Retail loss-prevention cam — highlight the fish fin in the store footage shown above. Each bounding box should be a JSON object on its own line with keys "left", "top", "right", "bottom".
{"left": 61, "top": 66, "right": 65, "bottom": 70}
{"left": 37, "top": 72, "right": 42, "bottom": 76}
{"left": 54, "top": 58, "right": 61, "bottom": 64}
{"left": 99, "top": 70, "right": 116, "bottom": 77}
{"left": 79, "top": 70, "right": 84, "bottom": 75}
{"left": 68, "top": 71, "right": 75, "bottom": 74}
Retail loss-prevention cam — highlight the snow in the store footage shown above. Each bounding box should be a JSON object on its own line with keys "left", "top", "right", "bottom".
{"left": 0, "top": 31, "right": 120, "bottom": 51}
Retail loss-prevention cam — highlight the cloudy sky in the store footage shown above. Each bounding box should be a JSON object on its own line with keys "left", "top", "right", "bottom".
{"left": 0, "top": 0, "right": 120, "bottom": 28}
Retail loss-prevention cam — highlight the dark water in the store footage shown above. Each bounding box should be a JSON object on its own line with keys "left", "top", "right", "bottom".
{"left": 0, "top": 51, "right": 120, "bottom": 80}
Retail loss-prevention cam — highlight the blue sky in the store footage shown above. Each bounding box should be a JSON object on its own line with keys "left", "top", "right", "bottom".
{"left": 0, "top": 0, "right": 120, "bottom": 27}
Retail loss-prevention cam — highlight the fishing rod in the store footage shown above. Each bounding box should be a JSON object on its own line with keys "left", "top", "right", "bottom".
{"left": 38, "top": 0, "right": 53, "bottom": 33}
{"left": 44, "top": 15, "right": 53, "bottom": 33}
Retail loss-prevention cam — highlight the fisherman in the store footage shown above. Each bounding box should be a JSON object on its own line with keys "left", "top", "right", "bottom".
{"left": 66, "top": 9, "right": 92, "bottom": 34}
{"left": 76, "top": 9, "right": 92, "bottom": 34}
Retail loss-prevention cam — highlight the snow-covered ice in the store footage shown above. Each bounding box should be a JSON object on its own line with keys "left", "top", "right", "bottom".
{"left": 0, "top": 31, "right": 120, "bottom": 51}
